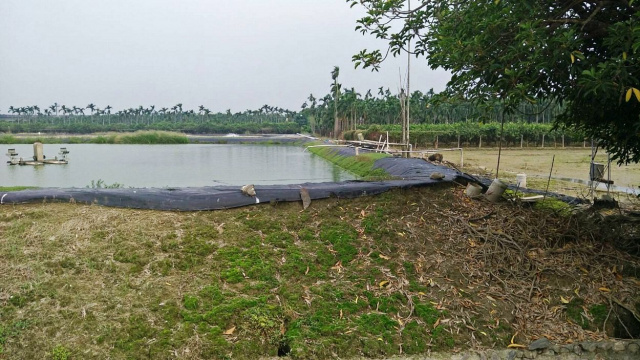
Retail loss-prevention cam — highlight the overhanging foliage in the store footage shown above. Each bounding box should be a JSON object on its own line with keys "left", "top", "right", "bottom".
{"left": 349, "top": 0, "right": 640, "bottom": 163}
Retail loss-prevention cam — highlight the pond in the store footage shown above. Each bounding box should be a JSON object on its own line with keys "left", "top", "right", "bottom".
{"left": 1, "top": 144, "right": 356, "bottom": 188}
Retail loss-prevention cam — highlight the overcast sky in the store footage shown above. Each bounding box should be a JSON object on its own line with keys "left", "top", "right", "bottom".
{"left": 0, "top": 0, "right": 450, "bottom": 113}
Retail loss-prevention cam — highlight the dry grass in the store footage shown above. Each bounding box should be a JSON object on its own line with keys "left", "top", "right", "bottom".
{"left": 457, "top": 147, "right": 640, "bottom": 203}
{"left": 0, "top": 185, "right": 639, "bottom": 359}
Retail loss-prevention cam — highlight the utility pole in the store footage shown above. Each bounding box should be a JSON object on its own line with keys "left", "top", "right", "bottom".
{"left": 404, "top": 0, "right": 411, "bottom": 158}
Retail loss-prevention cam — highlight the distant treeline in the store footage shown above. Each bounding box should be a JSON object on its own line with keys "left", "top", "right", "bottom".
{"left": 4, "top": 85, "right": 571, "bottom": 139}
{"left": 0, "top": 121, "right": 302, "bottom": 135}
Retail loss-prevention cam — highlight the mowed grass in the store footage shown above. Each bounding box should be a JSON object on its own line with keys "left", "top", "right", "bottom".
{"left": 0, "top": 185, "right": 637, "bottom": 358}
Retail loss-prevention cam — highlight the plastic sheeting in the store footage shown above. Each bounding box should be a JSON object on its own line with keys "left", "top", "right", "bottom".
{"left": 1, "top": 155, "right": 469, "bottom": 210}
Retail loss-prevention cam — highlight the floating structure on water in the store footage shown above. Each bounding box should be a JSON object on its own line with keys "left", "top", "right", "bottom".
{"left": 6, "top": 142, "right": 69, "bottom": 166}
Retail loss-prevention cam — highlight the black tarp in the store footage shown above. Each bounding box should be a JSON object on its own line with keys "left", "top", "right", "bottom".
{"left": 1, "top": 154, "right": 470, "bottom": 210}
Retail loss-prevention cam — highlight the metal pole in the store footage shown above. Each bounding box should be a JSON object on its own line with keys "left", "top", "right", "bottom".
{"left": 405, "top": 0, "right": 411, "bottom": 158}
{"left": 543, "top": 155, "right": 556, "bottom": 201}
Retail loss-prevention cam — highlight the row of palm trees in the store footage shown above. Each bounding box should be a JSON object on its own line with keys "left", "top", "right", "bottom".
{"left": 5, "top": 103, "right": 297, "bottom": 126}
{"left": 5, "top": 69, "right": 565, "bottom": 136}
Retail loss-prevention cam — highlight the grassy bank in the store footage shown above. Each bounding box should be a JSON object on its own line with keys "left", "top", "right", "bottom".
{"left": 0, "top": 134, "right": 87, "bottom": 144}
{"left": 307, "top": 146, "right": 392, "bottom": 180}
{"left": 1, "top": 186, "right": 638, "bottom": 358}
{"left": 0, "top": 131, "right": 188, "bottom": 145}
{"left": 0, "top": 186, "right": 37, "bottom": 192}
{"left": 92, "top": 131, "right": 188, "bottom": 144}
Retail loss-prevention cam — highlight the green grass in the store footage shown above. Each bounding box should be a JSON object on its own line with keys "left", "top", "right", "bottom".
{"left": 0, "top": 131, "right": 188, "bottom": 145}
{"left": 533, "top": 197, "right": 572, "bottom": 216}
{"left": 0, "top": 135, "right": 69, "bottom": 144}
{"left": 91, "top": 131, "right": 188, "bottom": 144}
{"left": 565, "top": 298, "right": 610, "bottom": 330}
{"left": 307, "top": 146, "right": 392, "bottom": 180}
{"left": 0, "top": 186, "right": 632, "bottom": 358}
{"left": 0, "top": 186, "right": 37, "bottom": 192}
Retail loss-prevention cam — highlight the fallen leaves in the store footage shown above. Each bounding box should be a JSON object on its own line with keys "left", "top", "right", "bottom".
{"left": 507, "top": 332, "right": 526, "bottom": 349}
{"left": 331, "top": 260, "right": 343, "bottom": 272}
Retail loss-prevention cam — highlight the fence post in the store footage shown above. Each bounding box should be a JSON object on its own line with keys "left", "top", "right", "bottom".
{"left": 542, "top": 134, "right": 545, "bottom": 148}
{"left": 562, "top": 135, "right": 565, "bottom": 148}
{"left": 479, "top": 135, "right": 482, "bottom": 148}
{"left": 520, "top": 134, "right": 523, "bottom": 148}
{"left": 457, "top": 134, "right": 461, "bottom": 148}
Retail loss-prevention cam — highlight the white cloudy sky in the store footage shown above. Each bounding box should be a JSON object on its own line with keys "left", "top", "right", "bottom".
{"left": 0, "top": 0, "right": 450, "bottom": 113}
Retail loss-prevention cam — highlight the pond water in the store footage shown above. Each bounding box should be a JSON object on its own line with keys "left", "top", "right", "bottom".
{"left": 1, "top": 144, "right": 356, "bottom": 188}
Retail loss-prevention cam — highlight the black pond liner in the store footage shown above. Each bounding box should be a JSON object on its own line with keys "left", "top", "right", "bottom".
{"left": 1, "top": 145, "right": 473, "bottom": 210}
{"left": 0, "top": 143, "right": 581, "bottom": 210}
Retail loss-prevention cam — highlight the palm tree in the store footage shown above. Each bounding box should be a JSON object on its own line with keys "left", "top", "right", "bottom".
{"left": 331, "top": 66, "right": 341, "bottom": 138}
{"left": 104, "top": 105, "right": 112, "bottom": 125}
{"left": 49, "top": 103, "right": 59, "bottom": 117}
{"left": 59, "top": 105, "right": 68, "bottom": 124}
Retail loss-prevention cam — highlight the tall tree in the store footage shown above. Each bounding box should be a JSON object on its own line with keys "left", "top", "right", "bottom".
{"left": 349, "top": 0, "right": 640, "bottom": 163}
{"left": 331, "top": 66, "right": 341, "bottom": 138}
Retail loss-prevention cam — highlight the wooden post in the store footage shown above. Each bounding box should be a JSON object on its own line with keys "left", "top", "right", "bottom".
{"left": 520, "top": 134, "right": 523, "bottom": 148}
{"left": 562, "top": 135, "right": 565, "bottom": 148}
{"left": 479, "top": 135, "right": 482, "bottom": 148}
{"left": 457, "top": 134, "right": 461, "bottom": 148}
{"left": 542, "top": 134, "right": 545, "bottom": 148}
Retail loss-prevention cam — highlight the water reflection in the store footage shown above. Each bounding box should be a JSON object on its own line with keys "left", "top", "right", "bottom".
{"left": 1, "top": 144, "right": 356, "bottom": 188}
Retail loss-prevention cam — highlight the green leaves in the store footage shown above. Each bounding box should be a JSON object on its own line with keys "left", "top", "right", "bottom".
{"left": 348, "top": 0, "right": 640, "bottom": 164}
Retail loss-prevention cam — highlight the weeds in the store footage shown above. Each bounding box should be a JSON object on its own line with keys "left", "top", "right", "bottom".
{"left": 86, "top": 179, "right": 124, "bottom": 189}
{"left": 51, "top": 344, "right": 71, "bottom": 360}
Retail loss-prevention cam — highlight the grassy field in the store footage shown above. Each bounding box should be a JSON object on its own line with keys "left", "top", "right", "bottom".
{"left": 452, "top": 148, "right": 640, "bottom": 201}
{"left": 1, "top": 185, "right": 638, "bottom": 359}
